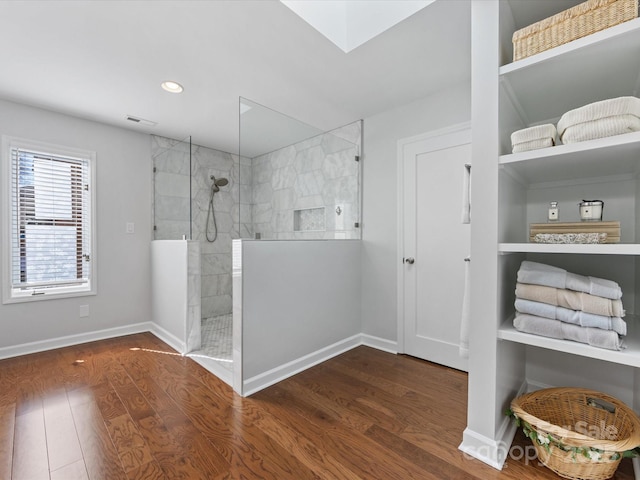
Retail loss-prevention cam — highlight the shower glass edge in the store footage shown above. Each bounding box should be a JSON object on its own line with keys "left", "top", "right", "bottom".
{"left": 152, "top": 135, "right": 193, "bottom": 240}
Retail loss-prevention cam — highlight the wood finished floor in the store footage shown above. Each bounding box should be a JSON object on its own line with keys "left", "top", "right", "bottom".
{"left": 0, "top": 333, "right": 635, "bottom": 479}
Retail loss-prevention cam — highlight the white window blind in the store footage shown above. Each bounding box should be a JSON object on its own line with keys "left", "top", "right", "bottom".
{"left": 4, "top": 138, "right": 95, "bottom": 300}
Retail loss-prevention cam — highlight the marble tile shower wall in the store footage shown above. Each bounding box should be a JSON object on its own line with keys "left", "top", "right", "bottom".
{"left": 152, "top": 121, "right": 359, "bottom": 318}
{"left": 152, "top": 135, "right": 250, "bottom": 319}
{"left": 152, "top": 136, "right": 191, "bottom": 240}
{"left": 251, "top": 120, "right": 361, "bottom": 239}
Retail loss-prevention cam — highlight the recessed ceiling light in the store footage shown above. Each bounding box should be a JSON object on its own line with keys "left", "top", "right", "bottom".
{"left": 161, "top": 81, "right": 184, "bottom": 93}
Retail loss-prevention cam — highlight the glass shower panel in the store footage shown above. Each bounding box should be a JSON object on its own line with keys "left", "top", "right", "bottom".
{"left": 239, "top": 98, "right": 361, "bottom": 240}
{"left": 152, "top": 136, "right": 192, "bottom": 240}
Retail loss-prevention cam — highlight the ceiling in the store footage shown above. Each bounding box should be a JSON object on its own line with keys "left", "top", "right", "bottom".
{"left": 0, "top": 0, "right": 471, "bottom": 155}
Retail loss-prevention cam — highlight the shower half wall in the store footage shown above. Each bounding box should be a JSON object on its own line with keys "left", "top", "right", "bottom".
{"left": 152, "top": 135, "right": 243, "bottom": 321}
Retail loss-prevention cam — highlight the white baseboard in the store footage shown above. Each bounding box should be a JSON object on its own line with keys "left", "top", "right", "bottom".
{"left": 0, "top": 326, "right": 399, "bottom": 399}
{"left": 0, "top": 322, "right": 153, "bottom": 360}
{"left": 242, "top": 334, "right": 363, "bottom": 396}
{"left": 361, "top": 334, "right": 398, "bottom": 353}
{"left": 148, "top": 323, "right": 186, "bottom": 355}
{"left": 188, "top": 353, "right": 233, "bottom": 387}
{"left": 524, "top": 379, "right": 554, "bottom": 392}
{"left": 458, "top": 426, "right": 516, "bottom": 470}
{"left": 458, "top": 380, "right": 527, "bottom": 470}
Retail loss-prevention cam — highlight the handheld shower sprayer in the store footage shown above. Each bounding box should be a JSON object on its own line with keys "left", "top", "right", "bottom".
{"left": 206, "top": 175, "right": 229, "bottom": 242}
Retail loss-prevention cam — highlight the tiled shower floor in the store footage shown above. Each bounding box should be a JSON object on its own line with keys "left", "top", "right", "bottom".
{"left": 189, "top": 314, "right": 233, "bottom": 374}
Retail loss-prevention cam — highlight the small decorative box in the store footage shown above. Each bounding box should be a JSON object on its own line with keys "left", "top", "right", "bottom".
{"left": 529, "top": 221, "right": 620, "bottom": 244}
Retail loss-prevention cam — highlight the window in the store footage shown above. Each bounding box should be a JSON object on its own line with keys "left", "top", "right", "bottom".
{"left": 2, "top": 136, "right": 96, "bottom": 302}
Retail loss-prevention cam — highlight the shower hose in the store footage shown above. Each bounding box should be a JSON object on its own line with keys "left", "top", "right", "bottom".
{"left": 206, "top": 184, "right": 219, "bottom": 242}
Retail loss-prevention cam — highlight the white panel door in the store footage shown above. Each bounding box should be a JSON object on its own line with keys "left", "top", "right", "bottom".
{"left": 400, "top": 129, "right": 470, "bottom": 372}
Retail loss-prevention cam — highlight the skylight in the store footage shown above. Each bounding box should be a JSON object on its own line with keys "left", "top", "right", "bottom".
{"left": 280, "top": 0, "right": 435, "bottom": 53}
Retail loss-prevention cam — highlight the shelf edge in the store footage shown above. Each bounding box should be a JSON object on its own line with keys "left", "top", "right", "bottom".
{"left": 498, "top": 321, "right": 640, "bottom": 368}
{"left": 499, "top": 18, "right": 640, "bottom": 75}
{"left": 499, "top": 131, "right": 640, "bottom": 165}
{"left": 499, "top": 243, "right": 640, "bottom": 255}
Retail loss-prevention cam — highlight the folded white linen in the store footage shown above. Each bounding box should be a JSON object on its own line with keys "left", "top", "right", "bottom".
{"left": 513, "top": 314, "right": 624, "bottom": 351}
{"left": 514, "top": 298, "right": 626, "bottom": 335}
{"left": 511, "top": 123, "right": 557, "bottom": 144}
{"left": 517, "top": 261, "right": 622, "bottom": 300}
{"left": 515, "top": 283, "right": 625, "bottom": 318}
{"left": 560, "top": 114, "right": 640, "bottom": 144}
{"left": 557, "top": 96, "right": 640, "bottom": 137}
{"left": 512, "top": 137, "right": 555, "bottom": 153}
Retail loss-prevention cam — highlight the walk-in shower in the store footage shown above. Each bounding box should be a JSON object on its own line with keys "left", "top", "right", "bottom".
{"left": 151, "top": 99, "right": 362, "bottom": 391}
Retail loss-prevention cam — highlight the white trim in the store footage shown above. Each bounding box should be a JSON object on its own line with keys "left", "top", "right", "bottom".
{"left": 361, "top": 333, "right": 397, "bottom": 354}
{"left": 458, "top": 380, "right": 527, "bottom": 470}
{"left": 632, "top": 457, "right": 640, "bottom": 480}
{"left": 149, "top": 322, "right": 186, "bottom": 354}
{"left": 524, "top": 378, "right": 554, "bottom": 392}
{"left": 396, "top": 122, "right": 471, "bottom": 355}
{"left": 0, "top": 323, "right": 401, "bottom": 400}
{"left": 1, "top": 135, "right": 12, "bottom": 304}
{"left": 0, "top": 322, "right": 153, "bottom": 360}
{"left": 242, "top": 334, "right": 363, "bottom": 397}
{"left": 397, "top": 121, "right": 472, "bottom": 151}
{"left": 458, "top": 425, "right": 517, "bottom": 470}
{"left": 1, "top": 135, "right": 97, "bottom": 304}
{"left": 188, "top": 354, "right": 233, "bottom": 387}
{"left": 0, "top": 321, "right": 192, "bottom": 361}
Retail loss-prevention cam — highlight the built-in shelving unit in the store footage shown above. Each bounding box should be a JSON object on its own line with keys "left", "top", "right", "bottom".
{"left": 463, "top": 2, "right": 640, "bottom": 470}
{"left": 497, "top": 5, "right": 640, "bottom": 366}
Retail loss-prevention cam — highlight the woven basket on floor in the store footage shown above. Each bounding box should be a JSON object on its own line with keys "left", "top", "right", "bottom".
{"left": 511, "top": 387, "right": 640, "bottom": 480}
{"left": 512, "top": 0, "right": 639, "bottom": 61}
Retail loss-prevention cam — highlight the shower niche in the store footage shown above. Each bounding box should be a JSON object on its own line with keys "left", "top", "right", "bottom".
{"left": 293, "top": 207, "right": 326, "bottom": 232}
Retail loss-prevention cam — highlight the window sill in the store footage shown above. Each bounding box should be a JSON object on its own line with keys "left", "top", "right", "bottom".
{"left": 3, "top": 286, "right": 96, "bottom": 304}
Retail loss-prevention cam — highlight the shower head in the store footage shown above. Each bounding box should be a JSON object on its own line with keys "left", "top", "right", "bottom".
{"left": 210, "top": 175, "right": 229, "bottom": 187}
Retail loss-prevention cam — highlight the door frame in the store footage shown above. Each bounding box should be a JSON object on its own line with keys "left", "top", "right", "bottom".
{"left": 396, "top": 122, "right": 471, "bottom": 354}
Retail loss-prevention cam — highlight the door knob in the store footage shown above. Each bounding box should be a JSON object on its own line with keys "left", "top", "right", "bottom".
{"left": 405, "top": 257, "right": 415, "bottom": 264}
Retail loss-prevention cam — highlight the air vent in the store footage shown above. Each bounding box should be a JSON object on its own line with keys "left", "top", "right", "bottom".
{"left": 125, "top": 115, "right": 157, "bottom": 126}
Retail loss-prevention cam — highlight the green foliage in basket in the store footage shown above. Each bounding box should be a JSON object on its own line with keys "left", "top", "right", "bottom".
{"left": 505, "top": 409, "right": 640, "bottom": 462}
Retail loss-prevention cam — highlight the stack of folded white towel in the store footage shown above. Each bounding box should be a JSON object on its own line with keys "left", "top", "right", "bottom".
{"left": 510, "top": 96, "right": 640, "bottom": 153}
{"left": 514, "top": 261, "right": 626, "bottom": 351}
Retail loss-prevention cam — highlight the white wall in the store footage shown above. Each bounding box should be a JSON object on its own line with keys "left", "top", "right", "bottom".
{"left": 240, "top": 239, "right": 361, "bottom": 392}
{"left": 150, "top": 240, "right": 202, "bottom": 354}
{"left": 360, "top": 83, "right": 471, "bottom": 341}
{"left": 0, "top": 99, "right": 152, "bottom": 353}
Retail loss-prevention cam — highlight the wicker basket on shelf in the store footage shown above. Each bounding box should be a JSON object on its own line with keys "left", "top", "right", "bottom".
{"left": 510, "top": 387, "right": 640, "bottom": 480}
{"left": 512, "top": 0, "right": 639, "bottom": 61}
